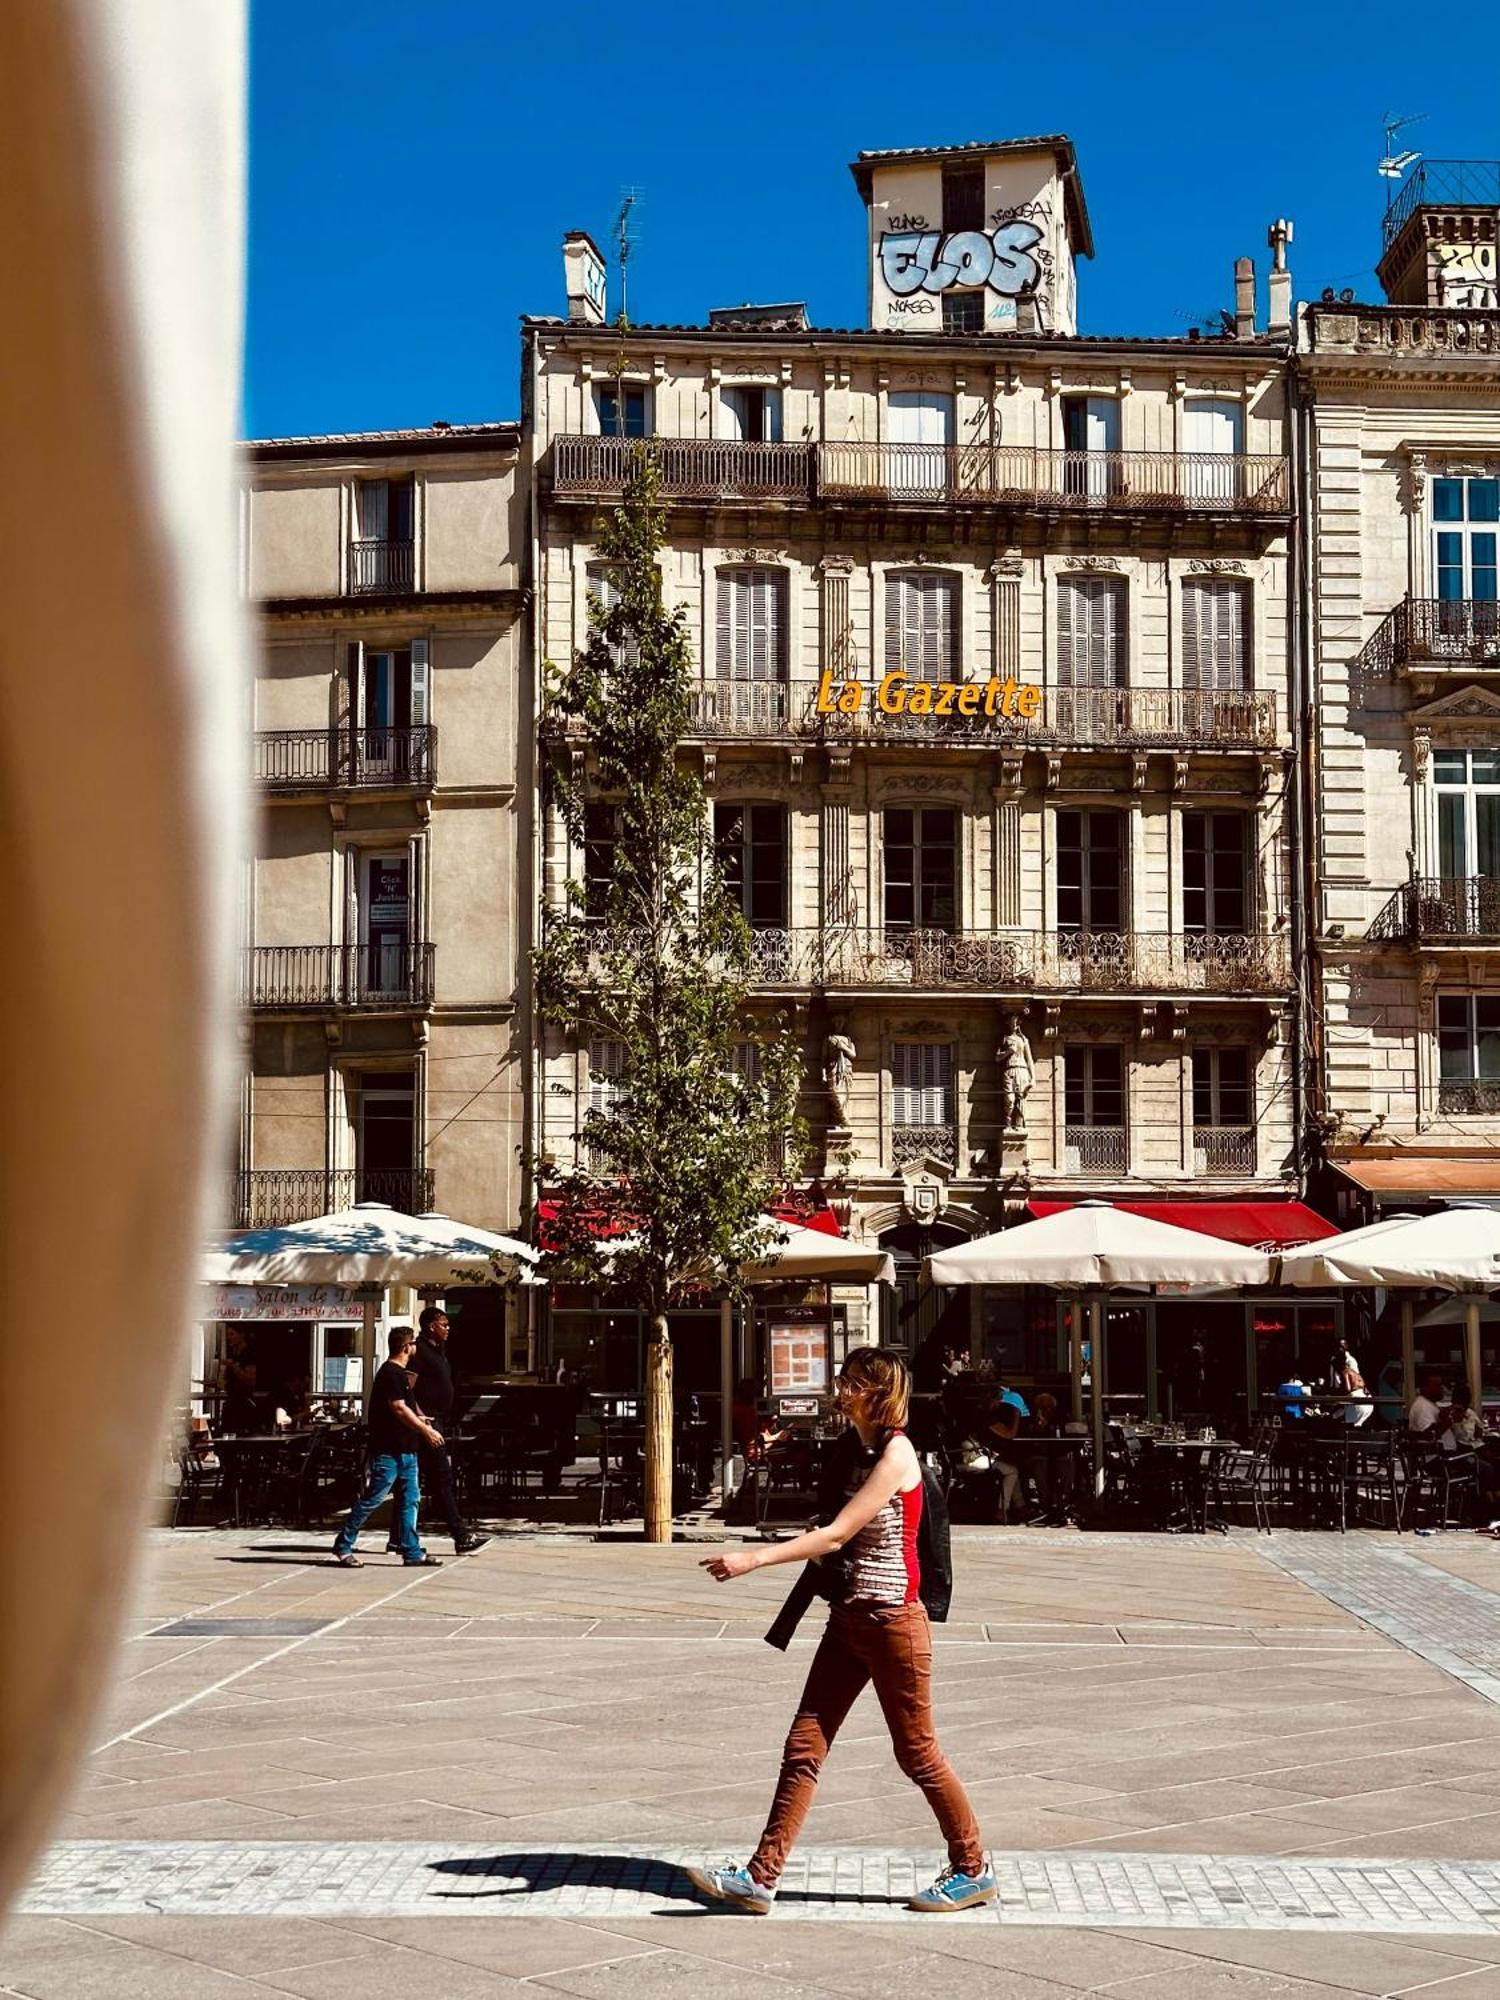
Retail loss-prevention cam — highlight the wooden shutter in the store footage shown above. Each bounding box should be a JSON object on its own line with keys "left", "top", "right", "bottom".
{"left": 894, "top": 1042, "right": 952, "bottom": 1124}
{"left": 720, "top": 568, "right": 785, "bottom": 682}
{"left": 1184, "top": 580, "right": 1247, "bottom": 691}
{"left": 887, "top": 572, "right": 954, "bottom": 679}
{"left": 1057, "top": 580, "right": 1077, "bottom": 688}
{"left": 1059, "top": 578, "right": 1123, "bottom": 689}
{"left": 716, "top": 570, "right": 735, "bottom": 676}
{"left": 409, "top": 638, "right": 430, "bottom": 727}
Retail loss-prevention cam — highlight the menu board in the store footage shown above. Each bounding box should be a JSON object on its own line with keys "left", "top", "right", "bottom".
{"left": 769, "top": 1322, "right": 828, "bottom": 1395}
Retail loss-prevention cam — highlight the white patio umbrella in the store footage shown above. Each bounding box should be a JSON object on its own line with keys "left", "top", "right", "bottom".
{"left": 923, "top": 1201, "right": 1273, "bottom": 1491}
{"left": 204, "top": 1203, "right": 537, "bottom": 1394}
{"left": 1281, "top": 1208, "right": 1500, "bottom": 1410}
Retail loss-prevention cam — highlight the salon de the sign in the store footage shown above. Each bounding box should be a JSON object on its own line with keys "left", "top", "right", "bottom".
{"left": 815, "top": 670, "right": 1043, "bottom": 719}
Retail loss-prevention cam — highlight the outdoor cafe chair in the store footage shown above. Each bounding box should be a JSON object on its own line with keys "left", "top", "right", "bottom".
{"left": 1427, "top": 1448, "right": 1481, "bottom": 1529}
{"left": 171, "top": 1447, "right": 226, "bottom": 1529}
{"left": 1212, "top": 1439, "right": 1275, "bottom": 1534}
{"left": 1340, "top": 1430, "right": 1405, "bottom": 1533}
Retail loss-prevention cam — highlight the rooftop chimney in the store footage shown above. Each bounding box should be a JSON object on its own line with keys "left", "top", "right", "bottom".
{"left": 1234, "top": 255, "right": 1256, "bottom": 338}
{"left": 563, "top": 231, "right": 607, "bottom": 325}
{"left": 1267, "top": 218, "right": 1294, "bottom": 334}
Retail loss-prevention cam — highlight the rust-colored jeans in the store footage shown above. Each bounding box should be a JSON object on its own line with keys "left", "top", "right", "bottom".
{"left": 750, "top": 1599, "right": 984, "bottom": 1885}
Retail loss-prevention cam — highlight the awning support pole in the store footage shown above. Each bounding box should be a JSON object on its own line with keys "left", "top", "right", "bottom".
{"left": 359, "top": 1289, "right": 380, "bottom": 1411}
{"left": 1090, "top": 1294, "right": 1106, "bottom": 1499}
{"left": 719, "top": 1295, "right": 735, "bottom": 1511}
{"left": 1464, "top": 1295, "right": 1484, "bottom": 1412}
{"left": 1400, "top": 1294, "right": 1416, "bottom": 1414}
{"left": 1069, "top": 1301, "right": 1084, "bottom": 1424}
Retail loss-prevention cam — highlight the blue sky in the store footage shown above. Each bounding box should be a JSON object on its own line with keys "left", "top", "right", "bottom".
{"left": 245, "top": 0, "right": 1500, "bottom": 440}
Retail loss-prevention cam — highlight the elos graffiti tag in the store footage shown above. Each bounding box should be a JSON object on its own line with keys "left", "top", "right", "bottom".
{"left": 879, "top": 220, "right": 1045, "bottom": 300}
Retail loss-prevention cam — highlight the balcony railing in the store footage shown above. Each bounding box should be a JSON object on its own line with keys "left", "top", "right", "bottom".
{"left": 1065, "top": 1126, "right": 1128, "bottom": 1174}
{"left": 892, "top": 1123, "right": 957, "bottom": 1168}
{"left": 735, "top": 928, "right": 1289, "bottom": 994}
{"left": 1372, "top": 597, "right": 1500, "bottom": 674}
{"left": 669, "top": 679, "right": 1281, "bottom": 750}
{"left": 228, "top": 1167, "right": 435, "bottom": 1230}
{"left": 243, "top": 943, "right": 435, "bottom": 1010}
{"left": 1383, "top": 161, "right": 1500, "bottom": 247}
{"left": 551, "top": 436, "right": 814, "bottom": 501}
{"left": 254, "top": 726, "right": 437, "bottom": 791}
{"left": 1194, "top": 1126, "right": 1257, "bottom": 1173}
{"left": 1438, "top": 1080, "right": 1500, "bottom": 1116}
{"left": 548, "top": 437, "right": 1290, "bottom": 517}
{"left": 818, "top": 443, "right": 1290, "bottom": 515}
{"left": 1368, "top": 876, "right": 1500, "bottom": 943}
{"left": 347, "top": 538, "right": 415, "bottom": 594}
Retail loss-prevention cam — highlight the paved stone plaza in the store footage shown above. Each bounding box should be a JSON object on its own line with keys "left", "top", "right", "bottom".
{"left": 9, "top": 1526, "right": 1500, "bottom": 1995}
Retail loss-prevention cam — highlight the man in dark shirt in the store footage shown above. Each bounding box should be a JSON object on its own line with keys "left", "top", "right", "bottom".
{"left": 405, "top": 1305, "right": 487, "bottom": 1556}
{"left": 333, "top": 1326, "right": 443, "bottom": 1567}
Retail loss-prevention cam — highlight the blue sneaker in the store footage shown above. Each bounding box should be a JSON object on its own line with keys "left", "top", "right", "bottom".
{"left": 908, "top": 1863, "right": 998, "bottom": 1913}
{"left": 686, "top": 1862, "right": 775, "bottom": 1915}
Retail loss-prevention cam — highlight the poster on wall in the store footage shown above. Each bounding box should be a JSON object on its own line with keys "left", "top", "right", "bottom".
{"left": 769, "top": 1322, "right": 829, "bottom": 1396}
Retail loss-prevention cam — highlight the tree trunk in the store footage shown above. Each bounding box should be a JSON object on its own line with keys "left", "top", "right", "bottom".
{"left": 643, "top": 1312, "right": 674, "bottom": 1543}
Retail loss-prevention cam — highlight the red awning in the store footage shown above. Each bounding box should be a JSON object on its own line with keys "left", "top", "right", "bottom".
{"left": 535, "top": 1197, "right": 637, "bottom": 1253}
{"left": 769, "top": 1202, "right": 844, "bottom": 1238}
{"left": 1027, "top": 1199, "right": 1338, "bottom": 1252}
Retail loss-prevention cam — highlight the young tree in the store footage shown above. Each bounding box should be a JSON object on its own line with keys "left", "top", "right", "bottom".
{"left": 536, "top": 453, "right": 805, "bottom": 1542}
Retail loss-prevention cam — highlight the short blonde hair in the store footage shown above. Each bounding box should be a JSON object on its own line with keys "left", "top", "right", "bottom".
{"left": 840, "top": 1346, "right": 910, "bottom": 1430}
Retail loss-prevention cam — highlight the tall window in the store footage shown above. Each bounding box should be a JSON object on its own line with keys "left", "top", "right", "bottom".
{"left": 1435, "top": 749, "right": 1500, "bottom": 881}
{"left": 720, "top": 386, "right": 782, "bottom": 442}
{"left": 941, "top": 164, "right": 985, "bottom": 233}
{"left": 358, "top": 853, "right": 412, "bottom": 997}
{"left": 347, "top": 639, "right": 430, "bottom": 777}
{"left": 585, "top": 561, "right": 640, "bottom": 668}
{"left": 1061, "top": 397, "right": 1121, "bottom": 499}
{"left": 351, "top": 477, "right": 414, "bottom": 592}
{"left": 884, "top": 808, "right": 957, "bottom": 933}
{"left": 1437, "top": 993, "right": 1500, "bottom": 1112}
{"left": 585, "top": 1039, "right": 628, "bottom": 1166}
{"left": 714, "top": 803, "right": 786, "bottom": 929}
{"left": 885, "top": 570, "right": 958, "bottom": 682}
{"left": 583, "top": 802, "right": 618, "bottom": 923}
{"left": 892, "top": 1043, "right": 955, "bottom": 1165}
{"left": 886, "top": 390, "right": 954, "bottom": 497}
{"left": 717, "top": 567, "right": 787, "bottom": 682}
{"left": 1435, "top": 477, "right": 1499, "bottom": 602}
{"left": 1057, "top": 576, "right": 1126, "bottom": 689}
{"left": 1182, "top": 578, "right": 1249, "bottom": 691}
{"left": 357, "top": 1073, "right": 416, "bottom": 1203}
{"left": 1192, "top": 1047, "right": 1254, "bottom": 1173}
{"left": 1064, "top": 1045, "right": 1126, "bottom": 1172}
{"left": 1056, "top": 810, "right": 1124, "bottom": 932}
{"left": 596, "top": 383, "right": 648, "bottom": 438}
{"left": 1183, "top": 813, "right": 1249, "bottom": 932}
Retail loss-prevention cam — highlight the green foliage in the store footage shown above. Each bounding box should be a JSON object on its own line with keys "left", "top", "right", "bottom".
{"left": 535, "top": 450, "right": 806, "bottom": 1317}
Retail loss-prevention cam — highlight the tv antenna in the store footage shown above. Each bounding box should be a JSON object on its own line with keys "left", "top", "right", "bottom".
{"left": 613, "top": 188, "right": 643, "bottom": 325}
{"left": 1378, "top": 111, "right": 1426, "bottom": 201}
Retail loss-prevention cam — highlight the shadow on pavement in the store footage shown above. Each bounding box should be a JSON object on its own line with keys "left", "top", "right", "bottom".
{"left": 427, "top": 1854, "right": 893, "bottom": 1909}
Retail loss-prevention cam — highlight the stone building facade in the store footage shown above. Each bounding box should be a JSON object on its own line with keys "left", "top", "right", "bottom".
{"left": 527, "top": 138, "right": 1300, "bottom": 1350}
{"left": 1298, "top": 165, "right": 1500, "bottom": 1223}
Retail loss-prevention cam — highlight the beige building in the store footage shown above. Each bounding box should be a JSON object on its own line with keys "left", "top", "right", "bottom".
{"left": 230, "top": 421, "right": 529, "bottom": 1385}
{"left": 1301, "top": 163, "right": 1500, "bottom": 1229}
{"left": 529, "top": 138, "right": 1302, "bottom": 1384}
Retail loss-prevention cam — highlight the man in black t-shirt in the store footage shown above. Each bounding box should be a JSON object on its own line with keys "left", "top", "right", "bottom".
{"left": 401, "top": 1305, "right": 487, "bottom": 1556}
{"left": 333, "top": 1327, "right": 443, "bottom": 1567}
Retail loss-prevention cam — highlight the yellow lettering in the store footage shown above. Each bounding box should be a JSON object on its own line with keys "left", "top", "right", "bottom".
{"left": 1015, "top": 682, "right": 1042, "bottom": 719}
{"left": 983, "top": 677, "right": 1005, "bottom": 717}
{"left": 932, "top": 682, "right": 957, "bottom": 716}
{"left": 1000, "top": 677, "right": 1021, "bottom": 717}
{"left": 956, "top": 683, "right": 980, "bottom": 714}
{"left": 815, "top": 669, "right": 839, "bottom": 713}
{"left": 877, "top": 670, "right": 908, "bottom": 714}
{"left": 837, "top": 681, "right": 864, "bottom": 715}
{"left": 907, "top": 681, "right": 935, "bottom": 715}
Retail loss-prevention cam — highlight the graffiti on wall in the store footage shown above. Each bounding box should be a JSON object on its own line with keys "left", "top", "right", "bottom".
{"left": 879, "top": 218, "right": 1045, "bottom": 301}
{"left": 1434, "top": 239, "right": 1498, "bottom": 310}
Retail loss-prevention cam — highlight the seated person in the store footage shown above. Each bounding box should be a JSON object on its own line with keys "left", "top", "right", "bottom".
{"left": 984, "top": 1397, "right": 1023, "bottom": 1523}
{"left": 1409, "top": 1371, "right": 1447, "bottom": 1438}
{"left": 1443, "top": 1383, "right": 1485, "bottom": 1453}
{"left": 1019, "top": 1391, "right": 1074, "bottom": 1524}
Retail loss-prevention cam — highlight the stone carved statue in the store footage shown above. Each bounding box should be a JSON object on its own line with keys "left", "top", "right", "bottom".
{"left": 825, "top": 1017, "right": 856, "bottom": 1128}
{"left": 998, "top": 1013, "right": 1034, "bottom": 1134}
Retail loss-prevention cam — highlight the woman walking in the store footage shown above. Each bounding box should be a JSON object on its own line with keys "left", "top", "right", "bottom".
{"left": 691, "top": 1347, "right": 994, "bottom": 1915}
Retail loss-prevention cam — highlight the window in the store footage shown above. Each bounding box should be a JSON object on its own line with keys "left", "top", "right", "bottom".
{"left": 884, "top": 807, "right": 957, "bottom": 933}
{"left": 1062, "top": 396, "right": 1120, "bottom": 454}
{"left": 892, "top": 1043, "right": 955, "bottom": 1165}
{"left": 1437, "top": 993, "right": 1500, "bottom": 1113}
{"left": 714, "top": 803, "right": 786, "bottom": 928}
{"left": 585, "top": 1039, "right": 629, "bottom": 1165}
{"left": 1435, "top": 748, "right": 1500, "bottom": 881}
{"left": 942, "top": 292, "right": 984, "bottom": 333}
{"left": 885, "top": 570, "right": 958, "bottom": 681}
{"left": 720, "top": 386, "right": 782, "bottom": 442}
{"left": 1057, "top": 576, "right": 1126, "bottom": 689}
{"left": 357, "top": 1073, "right": 416, "bottom": 1204}
{"left": 1064, "top": 1045, "right": 1126, "bottom": 1172}
{"left": 596, "top": 383, "right": 648, "bottom": 439}
{"left": 351, "top": 478, "right": 414, "bottom": 592}
{"left": 1182, "top": 578, "right": 1249, "bottom": 691}
{"left": 358, "top": 853, "right": 412, "bottom": 997}
{"left": 585, "top": 561, "right": 638, "bottom": 668}
{"left": 347, "top": 639, "right": 430, "bottom": 777}
{"left": 1056, "top": 810, "right": 1124, "bottom": 932}
{"left": 886, "top": 391, "right": 955, "bottom": 497}
{"left": 583, "top": 802, "right": 619, "bottom": 922}
{"left": 717, "top": 567, "right": 787, "bottom": 682}
{"left": 1192, "top": 1048, "right": 1252, "bottom": 1126}
{"left": 1183, "top": 399, "right": 1245, "bottom": 505}
{"left": 1435, "top": 478, "right": 1500, "bottom": 602}
{"left": 1183, "top": 813, "right": 1249, "bottom": 932}
{"left": 942, "top": 165, "right": 985, "bottom": 234}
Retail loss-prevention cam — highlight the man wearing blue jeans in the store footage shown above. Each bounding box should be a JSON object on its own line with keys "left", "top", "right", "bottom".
{"left": 334, "top": 1326, "right": 443, "bottom": 1568}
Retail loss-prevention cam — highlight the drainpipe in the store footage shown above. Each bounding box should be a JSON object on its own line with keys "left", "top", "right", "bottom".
{"left": 1288, "top": 337, "right": 1323, "bottom": 1201}
{"left": 521, "top": 324, "right": 543, "bottom": 1375}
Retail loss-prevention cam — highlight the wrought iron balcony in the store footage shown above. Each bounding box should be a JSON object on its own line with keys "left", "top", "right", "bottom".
{"left": 1065, "top": 1126, "right": 1128, "bottom": 1174}
{"left": 1383, "top": 160, "right": 1500, "bottom": 247}
{"left": 243, "top": 943, "right": 435, "bottom": 1011}
{"left": 1368, "top": 876, "right": 1500, "bottom": 943}
{"left": 1194, "top": 1126, "right": 1256, "bottom": 1173}
{"left": 1438, "top": 1080, "right": 1500, "bottom": 1116}
{"left": 739, "top": 927, "right": 1290, "bottom": 995}
{"left": 254, "top": 726, "right": 437, "bottom": 792}
{"left": 892, "top": 1124, "right": 957, "bottom": 1168}
{"left": 817, "top": 443, "right": 1290, "bottom": 516}
{"left": 551, "top": 436, "right": 814, "bottom": 502}
{"left": 673, "top": 679, "right": 1281, "bottom": 750}
{"left": 1369, "top": 597, "right": 1500, "bottom": 675}
{"left": 228, "top": 1167, "right": 435, "bottom": 1229}
{"left": 347, "top": 538, "right": 415, "bottom": 594}
{"left": 548, "top": 437, "right": 1290, "bottom": 517}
